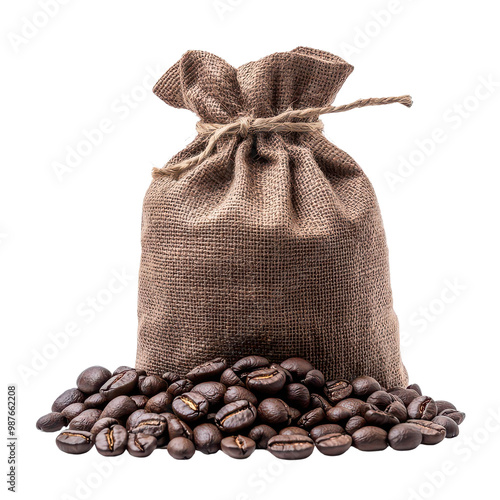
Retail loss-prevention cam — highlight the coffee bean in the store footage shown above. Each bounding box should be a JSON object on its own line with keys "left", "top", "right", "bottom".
{"left": 246, "top": 367, "right": 286, "bottom": 395}
{"left": 407, "top": 396, "right": 437, "bottom": 420}
{"left": 130, "top": 413, "right": 167, "bottom": 437}
{"left": 127, "top": 432, "right": 157, "bottom": 457}
{"left": 407, "top": 383, "right": 422, "bottom": 395}
{"left": 279, "top": 426, "right": 309, "bottom": 436}
{"left": 248, "top": 425, "right": 277, "bottom": 449}
{"left": 364, "top": 409, "right": 399, "bottom": 428}
{"left": 438, "top": 409, "right": 466, "bottom": 425}
{"left": 335, "top": 398, "right": 370, "bottom": 417}
{"left": 224, "top": 386, "right": 258, "bottom": 406}
{"left": 435, "top": 400, "right": 456, "bottom": 414}
{"left": 267, "top": 435, "right": 315, "bottom": 460}
{"left": 130, "top": 395, "right": 149, "bottom": 410}
{"left": 144, "top": 392, "right": 173, "bottom": 413}
{"left": 99, "top": 370, "right": 138, "bottom": 400}
{"left": 232, "top": 356, "right": 269, "bottom": 374}
{"left": 388, "top": 423, "right": 423, "bottom": 450}
{"left": 167, "top": 379, "right": 194, "bottom": 397}
{"left": 101, "top": 395, "right": 138, "bottom": 420}
{"left": 385, "top": 401, "right": 408, "bottom": 422}
{"left": 126, "top": 409, "right": 147, "bottom": 430}
{"left": 352, "top": 426, "right": 388, "bottom": 451}
{"left": 113, "top": 366, "right": 134, "bottom": 375}
{"left": 167, "top": 416, "right": 193, "bottom": 441}
{"left": 406, "top": 419, "right": 446, "bottom": 445}
{"left": 192, "top": 381, "right": 226, "bottom": 406}
{"left": 325, "top": 406, "right": 351, "bottom": 424}
{"left": 167, "top": 437, "right": 195, "bottom": 460}
{"left": 186, "top": 358, "right": 227, "bottom": 383}
{"left": 68, "top": 409, "right": 102, "bottom": 432}
{"left": 280, "top": 358, "right": 314, "bottom": 380}
{"left": 310, "top": 394, "right": 333, "bottom": 412}
{"left": 83, "top": 393, "right": 107, "bottom": 409}
{"left": 432, "top": 416, "right": 460, "bottom": 438}
{"left": 77, "top": 366, "right": 112, "bottom": 394}
{"left": 301, "top": 370, "right": 325, "bottom": 389}
{"left": 221, "top": 435, "right": 256, "bottom": 459}
{"left": 284, "top": 383, "right": 310, "bottom": 409}
{"left": 367, "top": 391, "right": 399, "bottom": 410}
{"left": 162, "top": 372, "right": 181, "bottom": 384}
{"left": 345, "top": 416, "right": 367, "bottom": 435}
{"left": 387, "top": 388, "right": 420, "bottom": 407}
{"left": 324, "top": 380, "right": 353, "bottom": 404}
{"left": 90, "top": 417, "right": 120, "bottom": 436}
{"left": 220, "top": 368, "right": 245, "bottom": 387}
{"left": 52, "top": 388, "right": 86, "bottom": 413}
{"left": 288, "top": 407, "right": 302, "bottom": 423}
{"left": 298, "top": 408, "right": 325, "bottom": 429}
{"left": 193, "top": 423, "right": 222, "bottom": 454}
{"left": 315, "top": 432, "right": 352, "bottom": 456}
{"left": 36, "top": 412, "right": 67, "bottom": 432}
{"left": 310, "top": 424, "right": 344, "bottom": 441}
{"left": 216, "top": 400, "right": 257, "bottom": 432}
{"left": 172, "top": 392, "right": 209, "bottom": 422}
{"left": 138, "top": 375, "right": 168, "bottom": 396}
{"left": 95, "top": 425, "right": 128, "bottom": 456}
{"left": 270, "top": 364, "right": 293, "bottom": 384}
{"left": 56, "top": 430, "right": 94, "bottom": 454}
{"left": 351, "top": 376, "right": 381, "bottom": 398}
{"left": 257, "top": 398, "right": 291, "bottom": 426}
{"left": 61, "top": 403, "right": 86, "bottom": 421}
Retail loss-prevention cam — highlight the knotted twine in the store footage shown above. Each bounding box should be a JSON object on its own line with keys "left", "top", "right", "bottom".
{"left": 152, "top": 95, "right": 412, "bottom": 180}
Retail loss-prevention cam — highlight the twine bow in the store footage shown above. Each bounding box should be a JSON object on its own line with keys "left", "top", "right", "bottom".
{"left": 152, "top": 95, "right": 412, "bottom": 179}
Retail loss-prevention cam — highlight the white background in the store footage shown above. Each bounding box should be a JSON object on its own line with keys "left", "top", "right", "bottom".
{"left": 1, "top": 1, "right": 499, "bottom": 499}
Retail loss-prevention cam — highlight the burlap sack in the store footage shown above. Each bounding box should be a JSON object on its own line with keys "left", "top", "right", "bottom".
{"left": 136, "top": 47, "right": 408, "bottom": 387}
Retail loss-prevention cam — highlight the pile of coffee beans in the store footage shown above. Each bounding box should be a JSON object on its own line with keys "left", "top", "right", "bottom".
{"left": 36, "top": 357, "right": 465, "bottom": 459}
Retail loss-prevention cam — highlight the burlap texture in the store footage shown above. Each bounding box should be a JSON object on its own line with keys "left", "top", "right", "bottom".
{"left": 136, "top": 47, "right": 408, "bottom": 387}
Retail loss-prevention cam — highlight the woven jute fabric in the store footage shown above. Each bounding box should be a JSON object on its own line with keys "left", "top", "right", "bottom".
{"left": 136, "top": 47, "right": 408, "bottom": 387}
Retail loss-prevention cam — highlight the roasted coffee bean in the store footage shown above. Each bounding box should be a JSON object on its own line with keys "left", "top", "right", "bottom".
{"left": 438, "top": 408, "right": 466, "bottom": 425}
{"left": 100, "top": 370, "right": 138, "bottom": 400}
{"left": 61, "top": 403, "right": 86, "bottom": 421}
{"left": 137, "top": 375, "right": 146, "bottom": 388}
{"left": 232, "top": 356, "right": 269, "bottom": 373}
{"left": 267, "top": 435, "right": 315, "bottom": 460}
{"left": 407, "top": 396, "right": 437, "bottom": 420}
{"left": 221, "top": 435, "right": 256, "bottom": 459}
{"left": 36, "top": 412, "right": 67, "bottom": 432}
{"left": 345, "top": 416, "right": 367, "bottom": 435}
{"left": 257, "top": 398, "right": 291, "bottom": 426}
{"left": 130, "top": 395, "right": 149, "bottom": 410}
{"left": 220, "top": 368, "right": 245, "bottom": 387}
{"left": 127, "top": 432, "right": 157, "bottom": 457}
{"left": 130, "top": 413, "right": 167, "bottom": 437}
{"left": 288, "top": 407, "right": 302, "bottom": 423}
{"left": 216, "top": 400, "right": 257, "bottom": 432}
{"left": 406, "top": 419, "right": 446, "bottom": 445}
{"left": 56, "top": 430, "right": 94, "bottom": 454}
{"left": 224, "top": 386, "right": 258, "bottom": 406}
{"left": 407, "top": 383, "right": 422, "bottom": 395}
{"left": 364, "top": 409, "right": 399, "bottom": 428}
{"left": 301, "top": 370, "right": 325, "bottom": 389}
{"left": 52, "top": 388, "right": 86, "bottom": 413}
{"left": 270, "top": 364, "right": 293, "bottom": 384}
{"left": 113, "top": 366, "right": 134, "bottom": 375}
{"left": 280, "top": 358, "right": 314, "bottom": 380}
{"left": 246, "top": 367, "right": 286, "bottom": 395}
{"left": 335, "top": 398, "right": 370, "bottom": 417}
{"left": 167, "top": 416, "right": 193, "bottom": 441}
{"left": 101, "top": 395, "right": 138, "bottom": 420}
{"left": 68, "top": 409, "right": 102, "bottom": 432}
{"left": 193, "top": 423, "right": 222, "bottom": 454}
{"left": 388, "top": 423, "right": 423, "bottom": 450}
{"left": 167, "top": 437, "right": 195, "bottom": 460}
{"left": 172, "top": 392, "right": 209, "bottom": 422}
{"left": 77, "top": 366, "right": 112, "bottom": 394}
{"left": 138, "top": 375, "right": 168, "bottom": 396}
{"left": 324, "top": 380, "right": 353, "bottom": 404}
{"left": 167, "top": 379, "right": 194, "bottom": 397}
{"left": 310, "top": 394, "right": 333, "bottom": 412}
{"left": 284, "top": 383, "right": 310, "bottom": 409}
{"left": 352, "top": 426, "right": 388, "bottom": 451}
{"left": 298, "top": 408, "right": 325, "bottom": 429}
{"left": 279, "top": 426, "right": 309, "bottom": 436}
{"left": 90, "top": 417, "right": 120, "bottom": 436}
{"left": 192, "top": 381, "right": 226, "bottom": 406}
{"left": 144, "top": 392, "right": 173, "bottom": 413}
{"left": 385, "top": 400, "right": 407, "bottom": 422}
{"left": 310, "top": 424, "right": 344, "bottom": 441}
{"left": 435, "top": 400, "right": 456, "bottom": 414}
{"left": 432, "top": 416, "right": 460, "bottom": 438}
{"left": 84, "top": 393, "right": 107, "bottom": 409}
{"left": 95, "top": 425, "right": 128, "bottom": 456}
{"left": 387, "top": 388, "right": 420, "bottom": 407}
{"left": 367, "top": 391, "right": 400, "bottom": 410}
{"left": 351, "top": 376, "right": 381, "bottom": 398}
{"left": 162, "top": 372, "right": 181, "bottom": 384}
{"left": 315, "top": 432, "right": 352, "bottom": 456}
{"left": 126, "top": 409, "right": 147, "bottom": 430}
{"left": 248, "top": 425, "right": 277, "bottom": 449}
{"left": 325, "top": 406, "right": 351, "bottom": 424}
{"left": 186, "top": 358, "right": 227, "bottom": 383}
